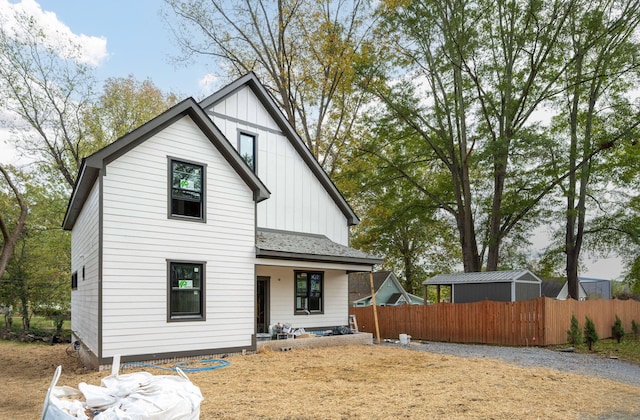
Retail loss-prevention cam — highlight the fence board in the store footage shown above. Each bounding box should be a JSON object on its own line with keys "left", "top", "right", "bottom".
{"left": 349, "top": 297, "right": 640, "bottom": 346}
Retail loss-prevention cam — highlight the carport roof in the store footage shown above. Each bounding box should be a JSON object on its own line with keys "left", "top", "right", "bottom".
{"left": 423, "top": 269, "right": 542, "bottom": 285}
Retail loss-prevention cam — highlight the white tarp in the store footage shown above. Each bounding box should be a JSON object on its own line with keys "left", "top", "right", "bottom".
{"left": 42, "top": 364, "right": 203, "bottom": 419}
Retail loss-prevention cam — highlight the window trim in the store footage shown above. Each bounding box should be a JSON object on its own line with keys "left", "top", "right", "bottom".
{"left": 294, "top": 270, "right": 324, "bottom": 315}
{"left": 237, "top": 130, "right": 257, "bottom": 172}
{"left": 167, "top": 260, "right": 206, "bottom": 322}
{"left": 167, "top": 157, "right": 206, "bottom": 223}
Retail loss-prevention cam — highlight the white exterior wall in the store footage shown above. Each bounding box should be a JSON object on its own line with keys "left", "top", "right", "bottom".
{"left": 211, "top": 86, "right": 349, "bottom": 245}
{"left": 100, "top": 116, "right": 256, "bottom": 358}
{"left": 71, "top": 181, "right": 100, "bottom": 354}
{"left": 256, "top": 265, "right": 349, "bottom": 329}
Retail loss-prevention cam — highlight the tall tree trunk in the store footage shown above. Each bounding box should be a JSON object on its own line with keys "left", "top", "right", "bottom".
{"left": 0, "top": 165, "right": 28, "bottom": 280}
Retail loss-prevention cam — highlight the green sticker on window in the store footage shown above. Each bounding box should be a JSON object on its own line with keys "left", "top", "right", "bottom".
{"left": 178, "top": 280, "right": 192, "bottom": 289}
{"left": 180, "top": 179, "right": 194, "bottom": 189}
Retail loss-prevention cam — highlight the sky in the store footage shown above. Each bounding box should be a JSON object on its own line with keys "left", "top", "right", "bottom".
{"left": 0, "top": 0, "right": 626, "bottom": 281}
{"left": 10, "top": 0, "right": 221, "bottom": 96}
{"left": 0, "top": 0, "right": 222, "bottom": 160}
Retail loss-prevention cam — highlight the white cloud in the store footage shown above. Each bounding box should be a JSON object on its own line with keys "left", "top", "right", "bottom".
{"left": 0, "top": 0, "right": 108, "bottom": 67}
{"left": 198, "top": 73, "right": 219, "bottom": 95}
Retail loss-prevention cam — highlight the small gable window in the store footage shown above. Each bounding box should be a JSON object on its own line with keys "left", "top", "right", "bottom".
{"left": 71, "top": 271, "right": 78, "bottom": 290}
{"left": 168, "top": 261, "right": 205, "bottom": 321}
{"left": 238, "top": 132, "right": 256, "bottom": 172}
{"left": 295, "top": 271, "right": 323, "bottom": 314}
{"left": 169, "top": 158, "right": 205, "bottom": 221}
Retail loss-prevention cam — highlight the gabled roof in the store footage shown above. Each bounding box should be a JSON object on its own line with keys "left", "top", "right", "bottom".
{"left": 423, "top": 269, "right": 542, "bottom": 285}
{"left": 349, "top": 271, "right": 423, "bottom": 305}
{"left": 199, "top": 72, "right": 360, "bottom": 226}
{"left": 542, "top": 279, "right": 589, "bottom": 300}
{"left": 541, "top": 279, "right": 565, "bottom": 298}
{"left": 256, "top": 228, "right": 382, "bottom": 266}
{"left": 62, "top": 98, "right": 270, "bottom": 230}
{"left": 349, "top": 271, "right": 393, "bottom": 303}
{"left": 386, "top": 292, "right": 405, "bottom": 305}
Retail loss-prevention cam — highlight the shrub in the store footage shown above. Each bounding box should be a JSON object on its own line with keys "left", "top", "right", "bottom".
{"left": 584, "top": 316, "right": 599, "bottom": 351}
{"left": 567, "top": 314, "right": 582, "bottom": 346}
{"left": 632, "top": 320, "right": 640, "bottom": 337}
{"left": 612, "top": 315, "right": 625, "bottom": 344}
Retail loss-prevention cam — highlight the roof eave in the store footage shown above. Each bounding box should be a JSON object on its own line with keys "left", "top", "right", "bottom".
{"left": 256, "top": 248, "right": 383, "bottom": 266}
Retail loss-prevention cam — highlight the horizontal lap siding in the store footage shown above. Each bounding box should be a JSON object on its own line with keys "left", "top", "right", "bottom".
{"left": 257, "top": 265, "right": 348, "bottom": 329}
{"left": 71, "top": 182, "right": 100, "bottom": 353}
{"left": 101, "top": 116, "right": 256, "bottom": 358}
{"left": 213, "top": 87, "right": 349, "bottom": 245}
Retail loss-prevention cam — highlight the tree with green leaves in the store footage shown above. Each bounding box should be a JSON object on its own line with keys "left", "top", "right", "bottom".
{"left": 0, "top": 164, "right": 28, "bottom": 282}
{"left": 549, "top": 0, "right": 640, "bottom": 299}
{"left": 584, "top": 316, "right": 599, "bottom": 350}
{"left": 361, "top": 0, "right": 576, "bottom": 272}
{"left": 0, "top": 9, "right": 96, "bottom": 188}
{"left": 84, "top": 75, "right": 179, "bottom": 148}
{"left": 567, "top": 314, "right": 583, "bottom": 345}
{"left": 0, "top": 168, "right": 70, "bottom": 332}
{"left": 612, "top": 315, "right": 625, "bottom": 344}
{"left": 338, "top": 110, "right": 459, "bottom": 293}
{"left": 165, "top": 0, "right": 377, "bottom": 175}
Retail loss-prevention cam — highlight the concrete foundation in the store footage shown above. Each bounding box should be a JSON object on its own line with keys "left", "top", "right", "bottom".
{"left": 257, "top": 332, "right": 373, "bottom": 351}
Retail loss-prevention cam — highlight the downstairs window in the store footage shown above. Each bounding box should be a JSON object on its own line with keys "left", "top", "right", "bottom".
{"left": 295, "top": 271, "right": 323, "bottom": 314}
{"left": 168, "top": 261, "right": 205, "bottom": 321}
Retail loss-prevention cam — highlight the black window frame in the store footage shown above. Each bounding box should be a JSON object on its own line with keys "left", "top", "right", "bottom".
{"left": 167, "top": 260, "right": 206, "bottom": 322}
{"left": 294, "top": 271, "right": 324, "bottom": 315}
{"left": 238, "top": 131, "right": 257, "bottom": 172}
{"left": 168, "top": 157, "right": 206, "bottom": 222}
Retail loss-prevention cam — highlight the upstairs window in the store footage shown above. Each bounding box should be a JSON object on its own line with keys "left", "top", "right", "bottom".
{"left": 169, "top": 159, "right": 205, "bottom": 221}
{"left": 295, "top": 271, "right": 323, "bottom": 314}
{"left": 168, "top": 261, "right": 205, "bottom": 321}
{"left": 238, "top": 132, "right": 256, "bottom": 171}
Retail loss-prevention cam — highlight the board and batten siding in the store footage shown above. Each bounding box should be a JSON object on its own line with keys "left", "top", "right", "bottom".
{"left": 100, "top": 116, "right": 256, "bottom": 358}
{"left": 256, "top": 265, "right": 348, "bottom": 329}
{"left": 71, "top": 181, "right": 100, "bottom": 354}
{"left": 211, "top": 86, "right": 349, "bottom": 245}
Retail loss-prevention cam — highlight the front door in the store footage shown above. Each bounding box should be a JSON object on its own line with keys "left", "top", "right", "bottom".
{"left": 257, "top": 276, "right": 270, "bottom": 333}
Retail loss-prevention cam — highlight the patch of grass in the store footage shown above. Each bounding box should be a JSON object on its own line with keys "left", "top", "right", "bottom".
{"left": 2, "top": 315, "right": 71, "bottom": 343}
{"left": 567, "top": 337, "right": 640, "bottom": 365}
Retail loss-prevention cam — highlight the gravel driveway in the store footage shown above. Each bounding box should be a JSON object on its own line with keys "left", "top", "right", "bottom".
{"left": 383, "top": 341, "right": 640, "bottom": 387}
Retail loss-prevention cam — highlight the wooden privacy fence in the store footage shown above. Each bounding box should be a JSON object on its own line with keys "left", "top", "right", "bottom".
{"left": 349, "top": 297, "right": 640, "bottom": 346}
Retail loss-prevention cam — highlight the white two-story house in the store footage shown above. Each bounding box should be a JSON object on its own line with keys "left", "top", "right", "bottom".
{"left": 62, "top": 73, "right": 381, "bottom": 368}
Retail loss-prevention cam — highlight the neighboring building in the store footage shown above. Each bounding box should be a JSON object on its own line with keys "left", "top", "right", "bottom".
{"left": 63, "top": 73, "right": 382, "bottom": 368}
{"left": 349, "top": 271, "right": 424, "bottom": 307}
{"left": 422, "top": 270, "right": 542, "bottom": 304}
{"left": 541, "top": 277, "right": 610, "bottom": 300}
{"left": 579, "top": 277, "right": 612, "bottom": 300}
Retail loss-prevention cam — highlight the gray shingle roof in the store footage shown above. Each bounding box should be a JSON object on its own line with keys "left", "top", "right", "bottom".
{"left": 348, "top": 271, "right": 391, "bottom": 302}
{"left": 256, "top": 228, "right": 383, "bottom": 266}
{"left": 423, "top": 269, "right": 541, "bottom": 285}
{"left": 541, "top": 279, "right": 565, "bottom": 298}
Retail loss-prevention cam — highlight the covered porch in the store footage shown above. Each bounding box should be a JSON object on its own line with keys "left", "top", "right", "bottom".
{"left": 255, "top": 228, "right": 382, "bottom": 340}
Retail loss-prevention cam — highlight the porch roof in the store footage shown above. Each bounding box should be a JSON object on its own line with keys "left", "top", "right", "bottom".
{"left": 256, "top": 228, "right": 383, "bottom": 266}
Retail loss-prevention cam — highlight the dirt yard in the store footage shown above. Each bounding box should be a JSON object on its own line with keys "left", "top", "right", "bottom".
{"left": 2, "top": 340, "right": 640, "bottom": 419}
